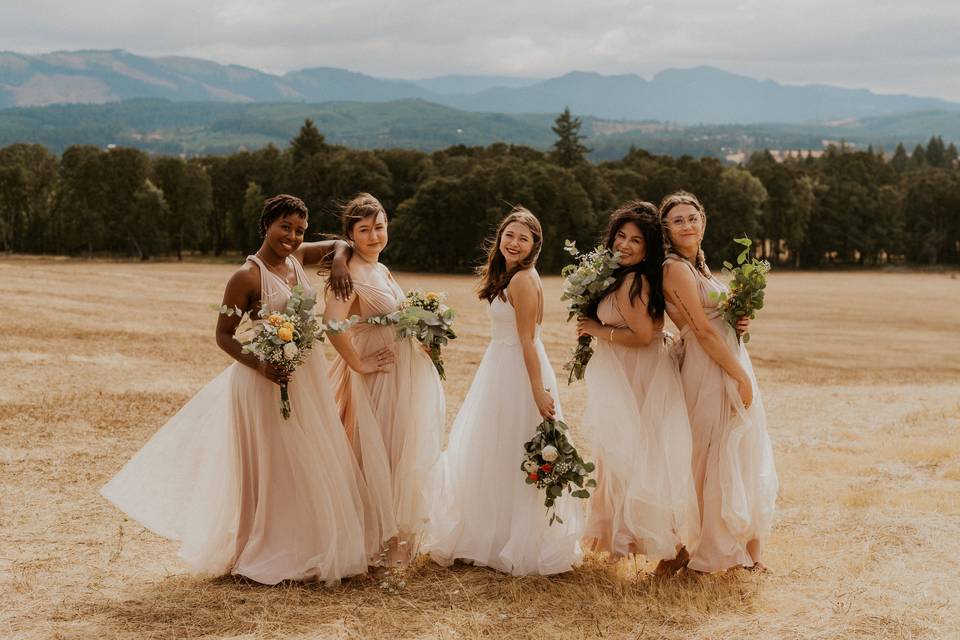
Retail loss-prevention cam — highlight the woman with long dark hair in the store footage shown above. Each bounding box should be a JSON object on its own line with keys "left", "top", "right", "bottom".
{"left": 423, "top": 205, "right": 583, "bottom": 576}
{"left": 577, "top": 200, "right": 699, "bottom": 573}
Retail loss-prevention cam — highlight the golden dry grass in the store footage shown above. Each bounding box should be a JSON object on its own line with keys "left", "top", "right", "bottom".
{"left": 1, "top": 257, "right": 959, "bottom": 639}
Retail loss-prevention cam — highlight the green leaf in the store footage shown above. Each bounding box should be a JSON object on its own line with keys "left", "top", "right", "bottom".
{"left": 571, "top": 489, "right": 590, "bottom": 499}
{"left": 733, "top": 237, "right": 752, "bottom": 247}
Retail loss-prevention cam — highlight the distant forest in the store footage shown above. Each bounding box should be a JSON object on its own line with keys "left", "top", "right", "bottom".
{"left": 1, "top": 110, "right": 958, "bottom": 270}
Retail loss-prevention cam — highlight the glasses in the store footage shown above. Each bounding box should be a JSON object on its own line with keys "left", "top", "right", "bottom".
{"left": 665, "top": 213, "right": 702, "bottom": 229}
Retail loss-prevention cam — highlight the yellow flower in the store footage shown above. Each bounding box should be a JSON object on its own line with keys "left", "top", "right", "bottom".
{"left": 277, "top": 326, "right": 294, "bottom": 342}
{"left": 426, "top": 292, "right": 440, "bottom": 302}
{"left": 268, "top": 314, "right": 284, "bottom": 327}
{"left": 281, "top": 321, "right": 295, "bottom": 332}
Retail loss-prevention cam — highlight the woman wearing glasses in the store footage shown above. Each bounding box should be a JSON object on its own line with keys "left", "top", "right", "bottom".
{"left": 660, "top": 191, "right": 777, "bottom": 573}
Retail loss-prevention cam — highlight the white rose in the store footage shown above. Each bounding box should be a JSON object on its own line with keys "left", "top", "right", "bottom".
{"left": 523, "top": 459, "right": 538, "bottom": 473}
{"left": 541, "top": 445, "right": 559, "bottom": 462}
{"left": 282, "top": 342, "right": 300, "bottom": 360}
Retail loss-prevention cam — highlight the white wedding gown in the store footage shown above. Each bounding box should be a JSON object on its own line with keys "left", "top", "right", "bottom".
{"left": 422, "top": 293, "right": 583, "bottom": 576}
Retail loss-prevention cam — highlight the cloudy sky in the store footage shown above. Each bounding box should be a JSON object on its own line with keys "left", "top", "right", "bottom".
{"left": 3, "top": 0, "right": 959, "bottom": 101}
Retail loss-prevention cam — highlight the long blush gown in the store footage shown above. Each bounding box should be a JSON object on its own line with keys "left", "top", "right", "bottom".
{"left": 582, "top": 284, "right": 700, "bottom": 560}
{"left": 665, "top": 255, "right": 778, "bottom": 572}
{"left": 101, "top": 254, "right": 378, "bottom": 585}
{"left": 329, "top": 264, "right": 445, "bottom": 558}
{"left": 422, "top": 290, "right": 584, "bottom": 576}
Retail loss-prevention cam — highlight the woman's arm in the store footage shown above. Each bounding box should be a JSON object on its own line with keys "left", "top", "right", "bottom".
{"left": 663, "top": 263, "right": 753, "bottom": 407}
{"left": 576, "top": 274, "right": 657, "bottom": 348}
{"left": 509, "top": 271, "right": 555, "bottom": 420}
{"left": 214, "top": 265, "right": 288, "bottom": 385}
{"left": 294, "top": 238, "right": 353, "bottom": 299}
{"left": 322, "top": 288, "right": 395, "bottom": 375}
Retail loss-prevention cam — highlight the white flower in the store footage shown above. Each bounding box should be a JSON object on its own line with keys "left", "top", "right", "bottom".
{"left": 523, "top": 459, "right": 538, "bottom": 473}
{"left": 282, "top": 342, "right": 299, "bottom": 360}
{"left": 541, "top": 445, "right": 559, "bottom": 462}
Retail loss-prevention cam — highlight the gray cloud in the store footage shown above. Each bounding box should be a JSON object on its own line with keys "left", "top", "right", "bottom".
{"left": 2, "top": 0, "right": 958, "bottom": 100}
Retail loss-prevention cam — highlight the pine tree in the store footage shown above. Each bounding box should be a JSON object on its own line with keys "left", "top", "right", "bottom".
{"left": 911, "top": 144, "right": 927, "bottom": 168}
{"left": 925, "top": 135, "right": 946, "bottom": 168}
{"left": 891, "top": 143, "right": 909, "bottom": 173}
{"left": 549, "top": 107, "right": 589, "bottom": 168}
{"left": 946, "top": 143, "right": 959, "bottom": 168}
{"left": 290, "top": 118, "right": 327, "bottom": 165}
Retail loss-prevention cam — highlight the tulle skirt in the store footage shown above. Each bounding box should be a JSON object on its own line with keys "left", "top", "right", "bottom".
{"left": 423, "top": 337, "right": 583, "bottom": 576}
{"left": 330, "top": 334, "right": 445, "bottom": 557}
{"left": 100, "top": 353, "right": 377, "bottom": 585}
{"left": 582, "top": 337, "right": 700, "bottom": 560}
{"left": 678, "top": 322, "right": 778, "bottom": 572}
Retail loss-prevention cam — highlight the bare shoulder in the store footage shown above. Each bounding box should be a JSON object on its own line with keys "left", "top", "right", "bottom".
{"left": 221, "top": 261, "right": 259, "bottom": 306}
{"left": 663, "top": 260, "right": 694, "bottom": 286}
{"left": 508, "top": 268, "right": 539, "bottom": 294}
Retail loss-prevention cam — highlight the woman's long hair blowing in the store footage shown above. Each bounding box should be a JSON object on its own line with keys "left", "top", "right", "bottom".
{"left": 476, "top": 205, "right": 543, "bottom": 302}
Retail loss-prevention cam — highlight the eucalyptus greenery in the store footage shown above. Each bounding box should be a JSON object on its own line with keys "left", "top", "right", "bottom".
{"left": 560, "top": 240, "right": 621, "bottom": 383}
{"left": 711, "top": 237, "right": 771, "bottom": 344}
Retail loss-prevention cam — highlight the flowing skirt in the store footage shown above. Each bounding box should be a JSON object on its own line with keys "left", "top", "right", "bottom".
{"left": 678, "top": 322, "right": 778, "bottom": 572}
{"left": 101, "top": 353, "right": 377, "bottom": 585}
{"left": 582, "top": 337, "right": 700, "bottom": 560}
{"left": 423, "top": 337, "right": 583, "bottom": 576}
{"left": 330, "top": 330, "right": 445, "bottom": 556}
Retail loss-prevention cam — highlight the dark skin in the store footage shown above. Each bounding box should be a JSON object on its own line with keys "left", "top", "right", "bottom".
{"left": 215, "top": 212, "right": 352, "bottom": 385}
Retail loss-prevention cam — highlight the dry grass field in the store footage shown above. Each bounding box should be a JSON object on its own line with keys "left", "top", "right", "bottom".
{"left": 1, "top": 256, "right": 959, "bottom": 640}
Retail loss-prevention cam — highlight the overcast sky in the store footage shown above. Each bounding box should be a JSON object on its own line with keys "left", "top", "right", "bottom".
{"left": 3, "top": 0, "right": 959, "bottom": 101}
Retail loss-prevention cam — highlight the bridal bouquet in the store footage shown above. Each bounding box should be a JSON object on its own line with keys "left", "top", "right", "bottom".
{"left": 711, "top": 237, "right": 771, "bottom": 344}
{"left": 560, "top": 240, "right": 621, "bottom": 383}
{"left": 219, "top": 285, "right": 349, "bottom": 419}
{"left": 368, "top": 290, "right": 457, "bottom": 380}
{"left": 521, "top": 418, "right": 596, "bottom": 525}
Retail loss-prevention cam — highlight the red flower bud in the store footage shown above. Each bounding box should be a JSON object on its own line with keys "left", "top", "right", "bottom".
{"left": 528, "top": 472, "right": 539, "bottom": 481}
{"left": 541, "top": 463, "right": 553, "bottom": 473}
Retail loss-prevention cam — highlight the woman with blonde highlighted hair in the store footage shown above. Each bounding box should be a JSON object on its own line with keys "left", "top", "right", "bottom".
{"left": 660, "top": 191, "right": 778, "bottom": 573}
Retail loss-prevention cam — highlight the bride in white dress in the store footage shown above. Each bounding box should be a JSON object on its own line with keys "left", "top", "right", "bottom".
{"left": 100, "top": 194, "right": 381, "bottom": 585}
{"left": 422, "top": 206, "right": 583, "bottom": 576}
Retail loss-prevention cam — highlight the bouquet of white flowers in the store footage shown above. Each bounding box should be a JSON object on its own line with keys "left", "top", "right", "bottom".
{"left": 710, "top": 236, "right": 771, "bottom": 344}
{"left": 368, "top": 289, "right": 457, "bottom": 380}
{"left": 219, "top": 285, "right": 349, "bottom": 419}
{"left": 560, "top": 241, "right": 621, "bottom": 383}
{"left": 521, "top": 418, "right": 596, "bottom": 525}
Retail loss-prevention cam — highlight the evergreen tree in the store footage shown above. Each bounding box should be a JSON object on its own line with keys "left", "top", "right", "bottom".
{"left": 549, "top": 107, "right": 589, "bottom": 168}
{"left": 910, "top": 144, "right": 927, "bottom": 169}
{"left": 946, "top": 143, "right": 959, "bottom": 168}
{"left": 925, "top": 135, "right": 946, "bottom": 168}
{"left": 891, "top": 143, "right": 909, "bottom": 173}
{"left": 290, "top": 118, "right": 327, "bottom": 165}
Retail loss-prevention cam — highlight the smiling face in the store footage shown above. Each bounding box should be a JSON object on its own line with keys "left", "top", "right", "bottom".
{"left": 499, "top": 221, "right": 535, "bottom": 269}
{"left": 349, "top": 210, "right": 388, "bottom": 260}
{"left": 612, "top": 221, "right": 646, "bottom": 267}
{"left": 264, "top": 212, "right": 307, "bottom": 257}
{"left": 663, "top": 203, "right": 705, "bottom": 254}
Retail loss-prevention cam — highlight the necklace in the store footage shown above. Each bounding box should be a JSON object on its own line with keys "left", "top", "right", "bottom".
{"left": 256, "top": 252, "right": 293, "bottom": 284}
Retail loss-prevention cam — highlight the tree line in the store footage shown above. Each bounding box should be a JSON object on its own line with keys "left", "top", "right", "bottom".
{"left": 1, "top": 109, "right": 958, "bottom": 270}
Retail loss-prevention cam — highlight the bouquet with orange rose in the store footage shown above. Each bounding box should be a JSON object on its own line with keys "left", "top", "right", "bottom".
{"left": 219, "top": 285, "right": 351, "bottom": 419}
{"left": 521, "top": 418, "right": 596, "bottom": 525}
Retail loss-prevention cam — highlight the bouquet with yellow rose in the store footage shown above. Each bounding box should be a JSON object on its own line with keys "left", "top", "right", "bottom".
{"left": 368, "top": 289, "right": 457, "bottom": 380}
{"left": 219, "top": 285, "right": 352, "bottom": 419}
